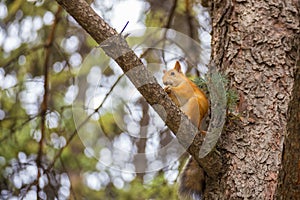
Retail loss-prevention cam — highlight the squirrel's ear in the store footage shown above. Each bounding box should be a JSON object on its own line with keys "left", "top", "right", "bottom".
{"left": 163, "top": 69, "right": 166, "bottom": 74}
{"left": 174, "top": 61, "right": 182, "bottom": 72}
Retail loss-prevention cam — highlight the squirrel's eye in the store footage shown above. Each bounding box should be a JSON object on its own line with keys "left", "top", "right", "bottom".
{"left": 170, "top": 72, "right": 175, "bottom": 76}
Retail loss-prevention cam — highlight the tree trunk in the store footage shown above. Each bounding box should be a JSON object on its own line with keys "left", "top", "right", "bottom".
{"left": 276, "top": 52, "right": 300, "bottom": 199}
{"left": 134, "top": 97, "right": 149, "bottom": 179}
{"left": 208, "top": 0, "right": 299, "bottom": 199}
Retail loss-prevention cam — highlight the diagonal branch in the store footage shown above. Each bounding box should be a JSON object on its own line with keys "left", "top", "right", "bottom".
{"left": 55, "top": 0, "right": 221, "bottom": 178}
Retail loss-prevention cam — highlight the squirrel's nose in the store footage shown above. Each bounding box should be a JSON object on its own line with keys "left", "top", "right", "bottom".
{"left": 163, "top": 81, "right": 171, "bottom": 86}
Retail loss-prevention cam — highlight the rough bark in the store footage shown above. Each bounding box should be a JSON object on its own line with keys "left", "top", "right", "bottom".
{"left": 276, "top": 53, "right": 300, "bottom": 199}
{"left": 208, "top": 0, "right": 299, "bottom": 199}
{"left": 55, "top": 0, "right": 222, "bottom": 178}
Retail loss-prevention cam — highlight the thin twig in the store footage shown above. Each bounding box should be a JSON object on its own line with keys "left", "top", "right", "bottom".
{"left": 1, "top": 44, "right": 45, "bottom": 70}
{"left": 47, "top": 109, "right": 92, "bottom": 170}
{"left": 0, "top": 115, "right": 39, "bottom": 143}
{"left": 59, "top": 157, "right": 78, "bottom": 200}
{"left": 37, "top": 6, "right": 62, "bottom": 197}
{"left": 120, "top": 21, "right": 129, "bottom": 34}
{"left": 47, "top": 73, "right": 125, "bottom": 170}
{"left": 98, "top": 74, "right": 125, "bottom": 136}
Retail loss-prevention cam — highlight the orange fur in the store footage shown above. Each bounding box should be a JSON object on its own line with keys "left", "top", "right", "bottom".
{"left": 163, "top": 61, "right": 208, "bottom": 129}
{"left": 163, "top": 61, "right": 208, "bottom": 200}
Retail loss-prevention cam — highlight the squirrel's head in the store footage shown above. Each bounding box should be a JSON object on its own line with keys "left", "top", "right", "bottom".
{"left": 163, "top": 61, "right": 184, "bottom": 87}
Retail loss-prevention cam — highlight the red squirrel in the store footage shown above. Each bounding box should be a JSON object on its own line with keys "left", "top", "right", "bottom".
{"left": 163, "top": 61, "right": 209, "bottom": 200}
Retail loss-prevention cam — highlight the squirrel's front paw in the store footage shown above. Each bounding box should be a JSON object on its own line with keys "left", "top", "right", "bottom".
{"left": 164, "top": 85, "right": 172, "bottom": 93}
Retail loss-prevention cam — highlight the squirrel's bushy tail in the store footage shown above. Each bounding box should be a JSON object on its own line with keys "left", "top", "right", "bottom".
{"left": 178, "top": 157, "right": 205, "bottom": 200}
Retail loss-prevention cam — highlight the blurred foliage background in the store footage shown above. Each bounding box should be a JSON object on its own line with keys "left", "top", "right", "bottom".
{"left": 0, "top": 0, "right": 211, "bottom": 199}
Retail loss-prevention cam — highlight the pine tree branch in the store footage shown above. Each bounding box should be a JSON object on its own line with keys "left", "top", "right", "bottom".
{"left": 55, "top": 0, "right": 222, "bottom": 178}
